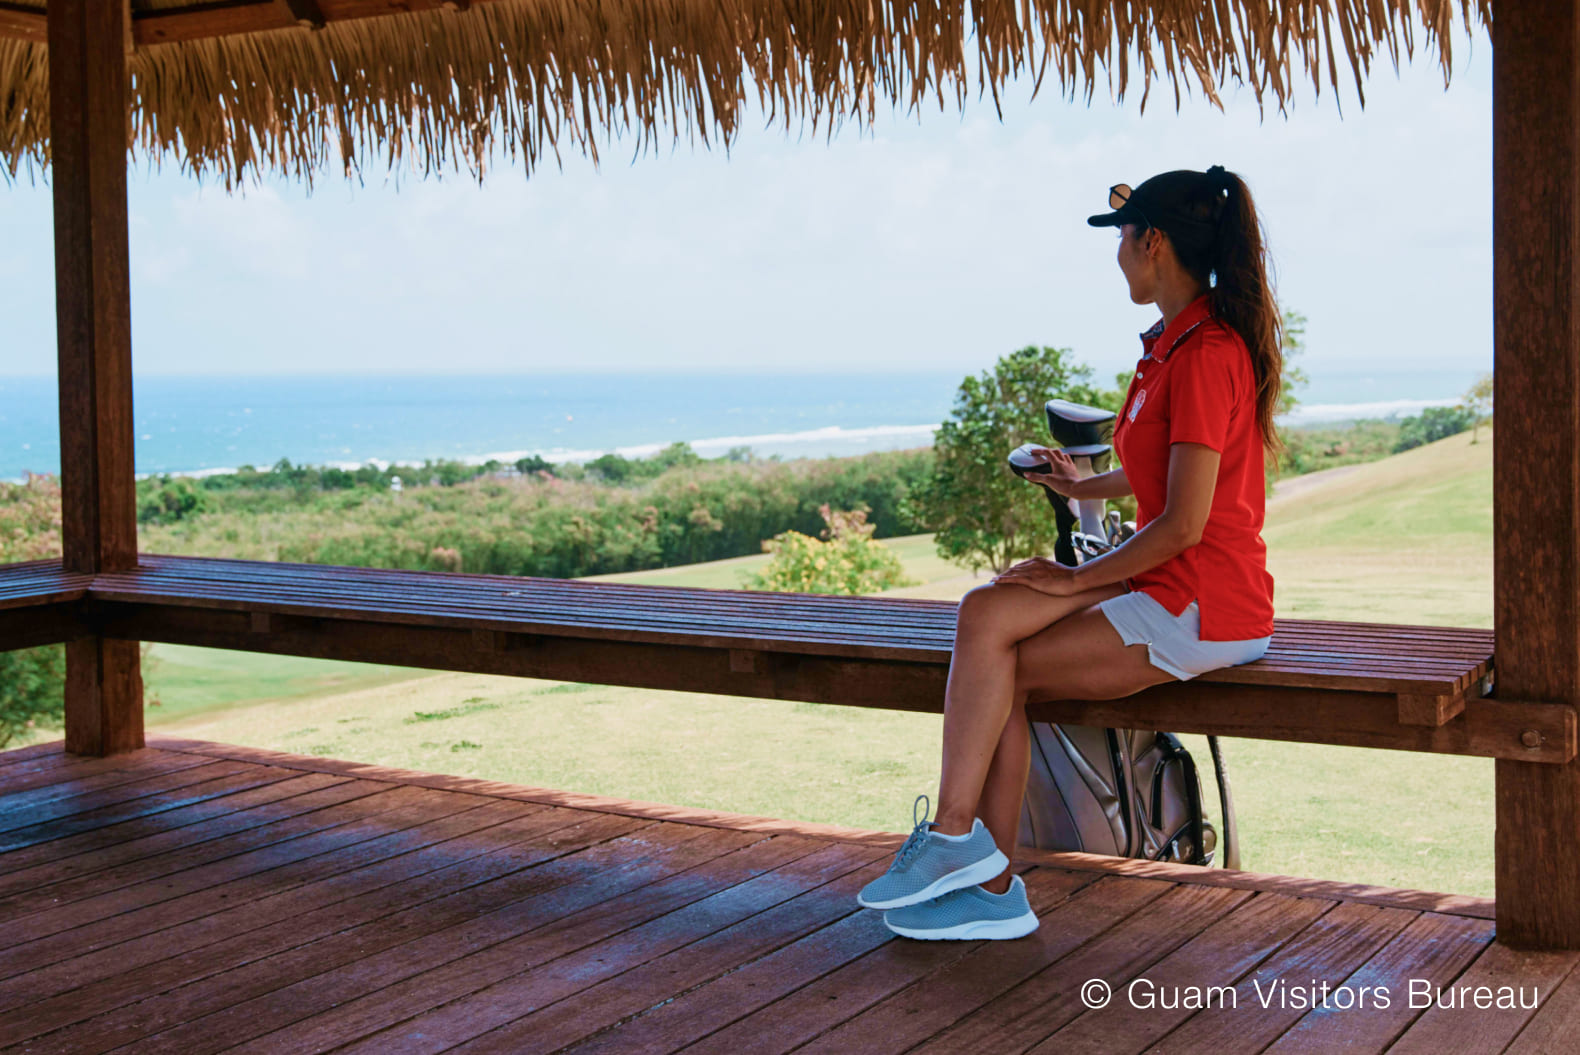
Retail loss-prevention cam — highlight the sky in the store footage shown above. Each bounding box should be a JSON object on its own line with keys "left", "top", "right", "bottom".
{"left": 0, "top": 22, "right": 1491, "bottom": 394}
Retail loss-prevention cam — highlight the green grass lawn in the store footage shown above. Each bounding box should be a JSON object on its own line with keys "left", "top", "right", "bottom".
{"left": 126, "top": 428, "right": 1497, "bottom": 895}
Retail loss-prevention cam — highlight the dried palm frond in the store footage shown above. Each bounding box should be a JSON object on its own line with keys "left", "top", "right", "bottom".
{"left": 0, "top": 0, "right": 1491, "bottom": 187}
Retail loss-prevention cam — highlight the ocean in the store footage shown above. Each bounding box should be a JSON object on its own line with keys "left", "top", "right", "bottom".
{"left": 0, "top": 367, "right": 1487, "bottom": 483}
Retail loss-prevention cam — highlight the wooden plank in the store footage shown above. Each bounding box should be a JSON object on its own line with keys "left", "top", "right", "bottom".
{"left": 0, "top": 741, "right": 68, "bottom": 767}
{"left": 0, "top": 770, "right": 389, "bottom": 859}
{"left": 119, "top": 828, "right": 800, "bottom": 1054}
{"left": 49, "top": 0, "right": 142, "bottom": 757}
{"left": 1132, "top": 901, "right": 1418, "bottom": 1054}
{"left": 0, "top": 769, "right": 390, "bottom": 919}
{"left": 0, "top": 807, "right": 647, "bottom": 1051}
{"left": 477, "top": 854, "right": 906, "bottom": 1055}
{"left": 0, "top": 750, "right": 223, "bottom": 815}
{"left": 681, "top": 873, "right": 1172, "bottom": 1055}
{"left": 0, "top": 784, "right": 489, "bottom": 978}
{"left": 0, "top": 745, "right": 199, "bottom": 796}
{"left": 1502, "top": 948, "right": 1580, "bottom": 1053}
{"left": 0, "top": 770, "right": 349, "bottom": 894}
{"left": 1388, "top": 941, "right": 1580, "bottom": 1054}
{"left": 800, "top": 890, "right": 1320, "bottom": 1055}
{"left": 555, "top": 907, "right": 903, "bottom": 1055}
{"left": 1006, "top": 893, "right": 1333, "bottom": 1055}
{"left": 0, "top": 756, "right": 238, "bottom": 836}
{"left": 900, "top": 883, "right": 1254, "bottom": 1055}
{"left": 1027, "top": 691, "right": 1574, "bottom": 764}
{"left": 1262, "top": 912, "right": 1495, "bottom": 1053}
{"left": 0, "top": 603, "right": 87, "bottom": 651}
{"left": 334, "top": 841, "right": 889, "bottom": 1052}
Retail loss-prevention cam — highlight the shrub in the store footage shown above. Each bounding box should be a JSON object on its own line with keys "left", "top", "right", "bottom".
{"left": 742, "top": 504, "right": 917, "bottom": 596}
{"left": 0, "top": 476, "right": 66, "bottom": 746}
{"left": 1394, "top": 405, "right": 1478, "bottom": 453}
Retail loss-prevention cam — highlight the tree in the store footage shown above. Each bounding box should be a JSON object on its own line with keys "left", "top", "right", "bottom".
{"left": 1464, "top": 372, "right": 1494, "bottom": 443}
{"left": 908, "top": 345, "right": 1115, "bottom": 575}
{"left": 1277, "top": 309, "right": 1313, "bottom": 421}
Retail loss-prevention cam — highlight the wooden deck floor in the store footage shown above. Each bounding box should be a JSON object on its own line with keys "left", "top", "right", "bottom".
{"left": 0, "top": 739, "right": 1576, "bottom": 1055}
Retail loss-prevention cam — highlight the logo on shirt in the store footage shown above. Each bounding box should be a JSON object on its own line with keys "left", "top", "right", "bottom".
{"left": 1128, "top": 388, "right": 1147, "bottom": 421}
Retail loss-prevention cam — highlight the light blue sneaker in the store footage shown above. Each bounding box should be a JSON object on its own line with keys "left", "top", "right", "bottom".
{"left": 856, "top": 794, "right": 1009, "bottom": 910}
{"left": 883, "top": 874, "right": 1039, "bottom": 940}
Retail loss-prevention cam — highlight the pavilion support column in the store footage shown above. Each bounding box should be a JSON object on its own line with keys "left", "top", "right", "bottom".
{"left": 1493, "top": 0, "right": 1580, "bottom": 949}
{"left": 48, "top": 0, "right": 143, "bottom": 755}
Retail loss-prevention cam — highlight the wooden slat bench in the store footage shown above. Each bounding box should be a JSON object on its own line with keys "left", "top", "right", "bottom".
{"left": 2, "top": 554, "right": 1571, "bottom": 763}
{"left": 0, "top": 558, "right": 94, "bottom": 651}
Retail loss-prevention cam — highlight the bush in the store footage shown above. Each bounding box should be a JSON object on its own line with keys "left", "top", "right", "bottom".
{"left": 137, "top": 475, "right": 207, "bottom": 524}
{"left": 742, "top": 504, "right": 917, "bottom": 596}
{"left": 0, "top": 476, "right": 66, "bottom": 746}
{"left": 1394, "top": 405, "right": 1478, "bottom": 453}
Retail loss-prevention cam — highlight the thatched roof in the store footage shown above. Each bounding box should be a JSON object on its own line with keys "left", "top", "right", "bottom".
{"left": 0, "top": 0, "right": 1490, "bottom": 187}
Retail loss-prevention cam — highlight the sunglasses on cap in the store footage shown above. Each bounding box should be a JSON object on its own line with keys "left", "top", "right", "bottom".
{"left": 1108, "top": 184, "right": 1148, "bottom": 227}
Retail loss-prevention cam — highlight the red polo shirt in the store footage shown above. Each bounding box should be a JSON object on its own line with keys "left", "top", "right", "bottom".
{"left": 1112, "top": 293, "right": 1276, "bottom": 641}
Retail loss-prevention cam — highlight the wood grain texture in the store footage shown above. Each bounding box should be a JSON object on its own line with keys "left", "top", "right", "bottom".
{"left": 0, "top": 740, "right": 1549, "bottom": 1051}
{"left": 48, "top": 0, "right": 143, "bottom": 757}
{"left": 1492, "top": 0, "right": 1580, "bottom": 950}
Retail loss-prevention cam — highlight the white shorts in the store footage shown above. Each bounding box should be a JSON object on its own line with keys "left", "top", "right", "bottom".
{"left": 1097, "top": 587, "right": 1272, "bottom": 681}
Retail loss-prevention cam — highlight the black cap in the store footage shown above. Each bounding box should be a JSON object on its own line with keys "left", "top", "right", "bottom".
{"left": 1087, "top": 166, "right": 1230, "bottom": 251}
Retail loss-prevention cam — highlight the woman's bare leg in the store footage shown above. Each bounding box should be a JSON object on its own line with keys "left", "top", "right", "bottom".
{"left": 946, "top": 596, "right": 1183, "bottom": 893}
{"left": 931, "top": 581, "right": 1130, "bottom": 837}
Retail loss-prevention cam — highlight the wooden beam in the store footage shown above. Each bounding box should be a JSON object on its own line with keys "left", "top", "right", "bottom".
{"left": 0, "top": 2, "right": 45, "bottom": 42}
{"left": 49, "top": 0, "right": 144, "bottom": 756}
{"left": 127, "top": 0, "right": 481, "bottom": 47}
{"left": 1493, "top": 0, "right": 1580, "bottom": 950}
{"left": 276, "top": 0, "right": 324, "bottom": 30}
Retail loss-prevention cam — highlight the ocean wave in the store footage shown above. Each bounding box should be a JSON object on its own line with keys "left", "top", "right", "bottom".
{"left": 132, "top": 422, "right": 943, "bottom": 480}
{"left": 1273, "top": 397, "right": 1468, "bottom": 425}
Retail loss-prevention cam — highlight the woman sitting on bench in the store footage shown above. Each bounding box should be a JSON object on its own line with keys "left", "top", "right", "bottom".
{"left": 858, "top": 165, "right": 1283, "bottom": 940}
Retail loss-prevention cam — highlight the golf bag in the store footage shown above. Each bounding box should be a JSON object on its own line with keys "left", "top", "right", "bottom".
{"left": 1008, "top": 398, "right": 1240, "bottom": 868}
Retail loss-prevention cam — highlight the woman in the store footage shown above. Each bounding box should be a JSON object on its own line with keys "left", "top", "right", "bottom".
{"left": 857, "top": 165, "right": 1282, "bottom": 940}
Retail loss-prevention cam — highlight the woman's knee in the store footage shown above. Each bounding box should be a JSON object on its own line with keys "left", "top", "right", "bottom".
{"left": 956, "top": 582, "right": 1017, "bottom": 633}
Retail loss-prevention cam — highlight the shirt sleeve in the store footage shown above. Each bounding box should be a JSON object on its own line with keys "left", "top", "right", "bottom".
{"left": 1168, "top": 335, "right": 1239, "bottom": 453}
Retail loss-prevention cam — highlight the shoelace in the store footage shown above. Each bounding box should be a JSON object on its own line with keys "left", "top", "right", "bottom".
{"left": 891, "top": 793, "right": 935, "bottom": 872}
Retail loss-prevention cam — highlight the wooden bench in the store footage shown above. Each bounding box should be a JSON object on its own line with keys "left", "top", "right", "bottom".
{"left": 5, "top": 553, "right": 1568, "bottom": 764}
{"left": 0, "top": 558, "right": 94, "bottom": 651}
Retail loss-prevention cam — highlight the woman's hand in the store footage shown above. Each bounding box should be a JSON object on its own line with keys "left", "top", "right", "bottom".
{"left": 1022, "top": 446, "right": 1082, "bottom": 497}
{"left": 991, "top": 556, "right": 1080, "bottom": 597}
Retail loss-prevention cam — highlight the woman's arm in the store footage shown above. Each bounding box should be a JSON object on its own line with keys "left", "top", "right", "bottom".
{"left": 1067, "top": 442, "right": 1219, "bottom": 592}
{"left": 1020, "top": 447, "right": 1131, "bottom": 500}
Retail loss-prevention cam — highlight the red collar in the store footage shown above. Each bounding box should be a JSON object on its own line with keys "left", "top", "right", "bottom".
{"left": 1140, "top": 294, "right": 1214, "bottom": 364}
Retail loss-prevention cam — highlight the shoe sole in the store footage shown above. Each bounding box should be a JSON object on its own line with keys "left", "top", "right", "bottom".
{"left": 855, "top": 847, "right": 1010, "bottom": 910}
{"left": 883, "top": 907, "right": 1040, "bottom": 941}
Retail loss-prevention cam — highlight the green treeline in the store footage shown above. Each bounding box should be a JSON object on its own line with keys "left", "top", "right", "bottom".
{"left": 137, "top": 446, "right": 935, "bottom": 578}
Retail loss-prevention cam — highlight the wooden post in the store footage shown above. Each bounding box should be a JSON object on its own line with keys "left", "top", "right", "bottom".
{"left": 49, "top": 0, "right": 144, "bottom": 755}
{"left": 1493, "top": 0, "right": 1580, "bottom": 949}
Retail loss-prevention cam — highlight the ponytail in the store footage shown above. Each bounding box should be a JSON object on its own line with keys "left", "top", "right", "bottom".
{"left": 1204, "top": 168, "right": 1286, "bottom": 463}
{"left": 1145, "top": 166, "right": 1287, "bottom": 462}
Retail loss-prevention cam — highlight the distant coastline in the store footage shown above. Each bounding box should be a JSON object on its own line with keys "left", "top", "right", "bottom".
{"left": 0, "top": 371, "right": 1484, "bottom": 484}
